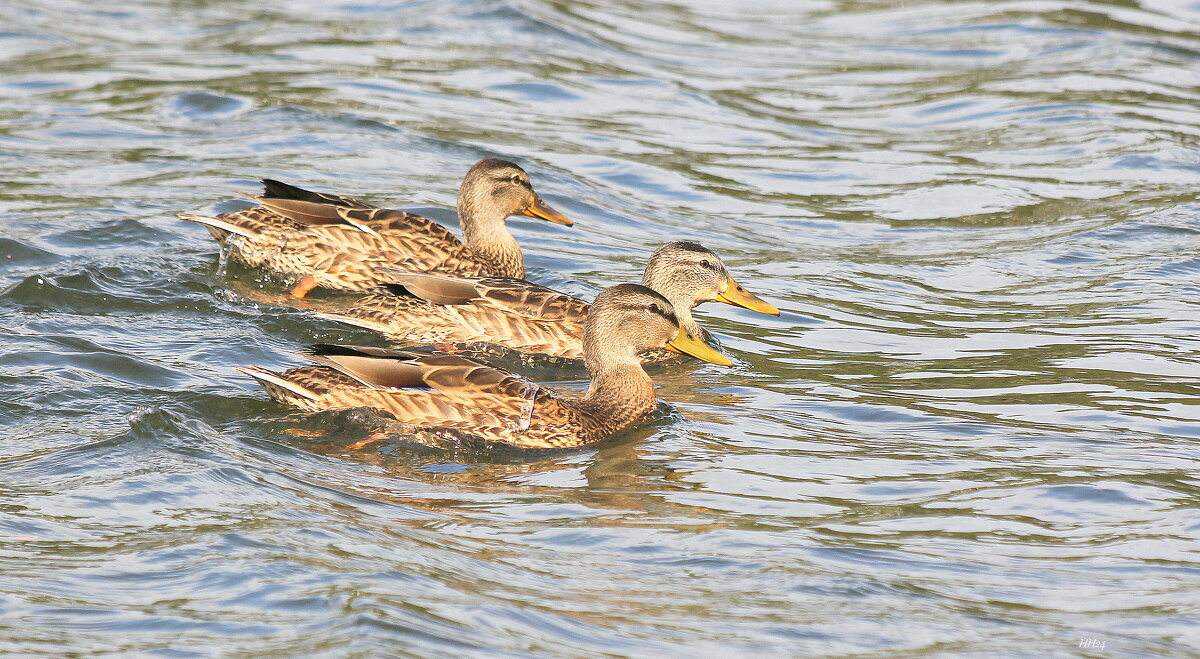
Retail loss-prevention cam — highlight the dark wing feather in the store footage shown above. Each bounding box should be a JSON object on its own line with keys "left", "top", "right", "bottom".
{"left": 299, "top": 344, "right": 514, "bottom": 392}
{"left": 253, "top": 196, "right": 352, "bottom": 226}
{"left": 300, "top": 345, "right": 431, "bottom": 389}
{"left": 375, "top": 271, "right": 488, "bottom": 305}
{"left": 260, "top": 179, "right": 372, "bottom": 209}
{"left": 254, "top": 179, "right": 378, "bottom": 231}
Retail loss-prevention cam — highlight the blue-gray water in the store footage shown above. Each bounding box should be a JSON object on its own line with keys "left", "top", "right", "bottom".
{"left": 3, "top": 0, "right": 1200, "bottom": 655}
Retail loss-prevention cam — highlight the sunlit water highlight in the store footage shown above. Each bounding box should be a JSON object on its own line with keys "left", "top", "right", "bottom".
{"left": 2, "top": 0, "right": 1200, "bottom": 655}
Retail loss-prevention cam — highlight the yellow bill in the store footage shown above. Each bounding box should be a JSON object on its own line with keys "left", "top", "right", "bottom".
{"left": 665, "top": 327, "right": 733, "bottom": 366}
{"left": 522, "top": 196, "right": 573, "bottom": 226}
{"left": 716, "top": 276, "right": 779, "bottom": 315}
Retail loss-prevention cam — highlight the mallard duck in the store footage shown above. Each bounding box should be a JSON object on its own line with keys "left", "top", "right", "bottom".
{"left": 179, "top": 158, "right": 572, "bottom": 298}
{"left": 312, "top": 241, "right": 779, "bottom": 360}
{"left": 238, "top": 284, "right": 732, "bottom": 448}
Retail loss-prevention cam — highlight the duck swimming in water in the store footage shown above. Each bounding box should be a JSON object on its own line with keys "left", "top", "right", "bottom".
{"left": 313, "top": 241, "right": 778, "bottom": 360}
{"left": 238, "top": 284, "right": 732, "bottom": 448}
{"left": 179, "top": 158, "right": 572, "bottom": 298}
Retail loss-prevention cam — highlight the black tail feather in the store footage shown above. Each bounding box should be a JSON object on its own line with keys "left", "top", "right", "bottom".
{"left": 302, "top": 344, "right": 417, "bottom": 360}
{"left": 260, "top": 178, "right": 328, "bottom": 204}
{"left": 377, "top": 283, "right": 416, "bottom": 298}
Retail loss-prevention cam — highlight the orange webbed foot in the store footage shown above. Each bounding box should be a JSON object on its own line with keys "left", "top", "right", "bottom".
{"left": 290, "top": 275, "right": 319, "bottom": 299}
{"left": 347, "top": 433, "right": 388, "bottom": 451}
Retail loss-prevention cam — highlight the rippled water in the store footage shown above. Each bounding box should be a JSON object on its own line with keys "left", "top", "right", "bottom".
{"left": 3, "top": 0, "right": 1200, "bottom": 654}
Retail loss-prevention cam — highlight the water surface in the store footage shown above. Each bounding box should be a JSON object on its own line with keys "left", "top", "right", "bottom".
{"left": 2, "top": 0, "right": 1200, "bottom": 655}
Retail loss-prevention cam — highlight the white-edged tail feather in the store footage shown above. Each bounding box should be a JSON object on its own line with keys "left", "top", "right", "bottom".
{"left": 178, "top": 213, "right": 256, "bottom": 239}
{"left": 236, "top": 366, "right": 318, "bottom": 400}
{"left": 307, "top": 311, "right": 390, "bottom": 333}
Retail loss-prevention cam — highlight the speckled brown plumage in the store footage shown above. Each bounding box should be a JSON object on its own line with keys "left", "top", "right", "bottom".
{"left": 239, "top": 285, "right": 733, "bottom": 449}
{"left": 315, "top": 276, "right": 592, "bottom": 358}
{"left": 179, "top": 159, "right": 572, "bottom": 294}
{"left": 240, "top": 355, "right": 594, "bottom": 448}
{"left": 315, "top": 242, "right": 779, "bottom": 361}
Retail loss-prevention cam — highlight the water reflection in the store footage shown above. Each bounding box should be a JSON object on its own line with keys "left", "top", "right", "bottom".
{"left": 2, "top": 0, "right": 1200, "bottom": 654}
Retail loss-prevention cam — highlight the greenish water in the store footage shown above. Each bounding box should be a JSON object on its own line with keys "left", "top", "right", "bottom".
{"left": 3, "top": 0, "right": 1200, "bottom": 655}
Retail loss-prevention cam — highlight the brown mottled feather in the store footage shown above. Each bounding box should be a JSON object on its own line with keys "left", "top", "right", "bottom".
{"left": 240, "top": 351, "right": 599, "bottom": 448}
{"left": 240, "top": 285, "right": 706, "bottom": 449}
{"left": 317, "top": 276, "right": 592, "bottom": 358}
{"left": 181, "top": 183, "right": 517, "bottom": 291}
{"left": 318, "top": 274, "right": 681, "bottom": 362}
{"left": 260, "top": 178, "right": 371, "bottom": 209}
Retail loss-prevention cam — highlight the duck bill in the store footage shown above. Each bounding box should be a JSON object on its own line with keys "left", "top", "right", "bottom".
{"left": 716, "top": 276, "right": 779, "bottom": 315}
{"left": 522, "top": 196, "right": 573, "bottom": 226}
{"left": 664, "top": 328, "right": 733, "bottom": 366}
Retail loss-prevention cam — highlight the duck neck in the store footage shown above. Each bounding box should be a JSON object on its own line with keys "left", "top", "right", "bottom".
{"left": 458, "top": 195, "right": 523, "bottom": 277}
{"left": 574, "top": 347, "right": 657, "bottom": 436}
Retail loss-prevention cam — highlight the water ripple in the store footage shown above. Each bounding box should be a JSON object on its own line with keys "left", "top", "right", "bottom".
{"left": 1, "top": 0, "right": 1199, "bottom": 654}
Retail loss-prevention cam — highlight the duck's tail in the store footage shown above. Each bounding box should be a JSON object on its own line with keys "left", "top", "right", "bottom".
{"left": 307, "top": 310, "right": 393, "bottom": 334}
{"left": 178, "top": 213, "right": 255, "bottom": 243}
{"left": 236, "top": 366, "right": 319, "bottom": 403}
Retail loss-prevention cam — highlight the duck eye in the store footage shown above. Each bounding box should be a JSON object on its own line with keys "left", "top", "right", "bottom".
{"left": 510, "top": 175, "right": 522, "bottom": 185}
{"left": 700, "top": 259, "right": 711, "bottom": 269}
{"left": 647, "top": 303, "right": 661, "bottom": 314}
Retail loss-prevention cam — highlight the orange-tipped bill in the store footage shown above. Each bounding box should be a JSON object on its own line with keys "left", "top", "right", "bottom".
{"left": 665, "top": 327, "right": 733, "bottom": 366}
{"left": 522, "top": 196, "right": 573, "bottom": 226}
{"left": 716, "top": 276, "right": 778, "bottom": 315}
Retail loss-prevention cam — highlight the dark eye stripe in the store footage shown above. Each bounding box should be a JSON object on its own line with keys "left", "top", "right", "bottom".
{"left": 647, "top": 304, "right": 676, "bottom": 324}
{"left": 616, "top": 302, "right": 679, "bottom": 326}
{"left": 495, "top": 175, "right": 530, "bottom": 188}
